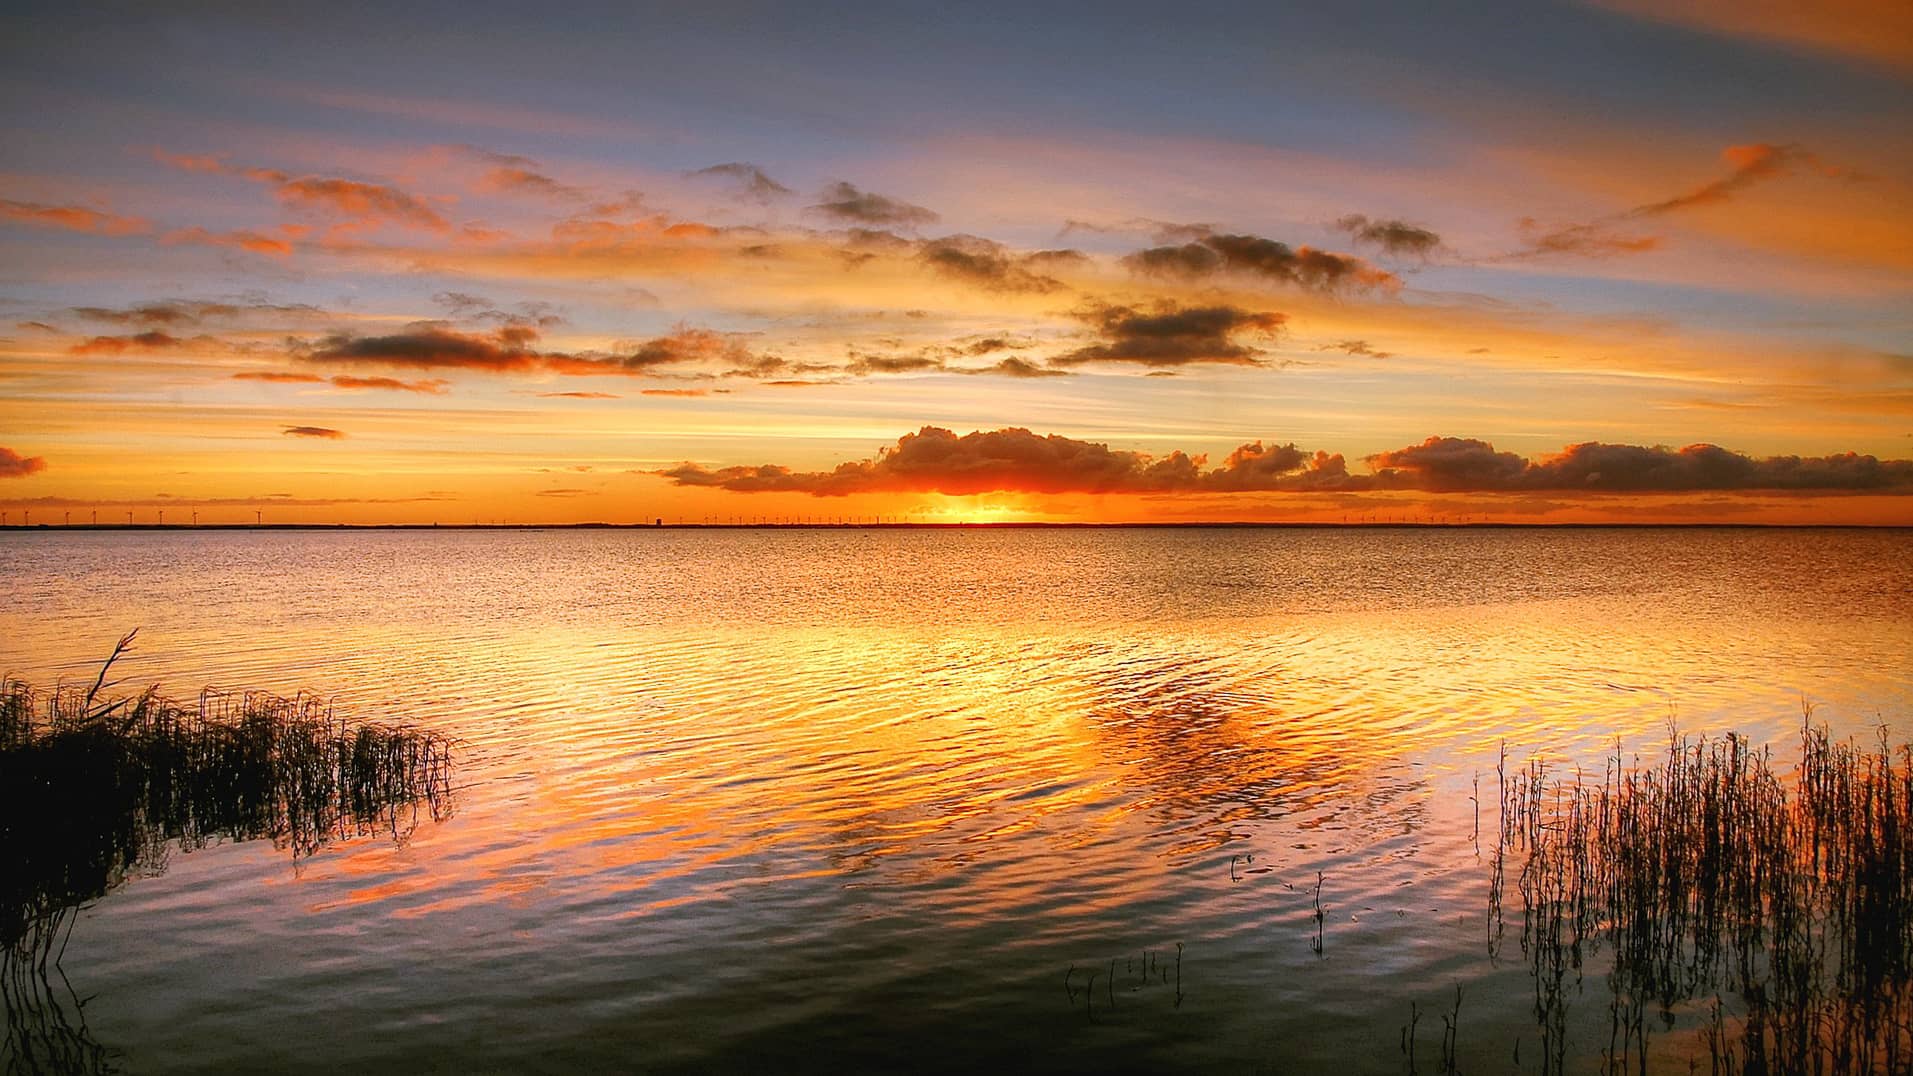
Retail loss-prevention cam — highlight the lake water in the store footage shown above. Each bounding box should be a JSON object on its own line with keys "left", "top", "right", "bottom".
{"left": 2, "top": 527, "right": 1909, "bottom": 1073}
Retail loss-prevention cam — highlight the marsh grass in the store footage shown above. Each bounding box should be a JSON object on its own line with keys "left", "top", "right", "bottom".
{"left": 2, "top": 636, "right": 456, "bottom": 1072}
{"left": 0, "top": 673, "right": 455, "bottom": 953}
{"left": 1493, "top": 712, "right": 1912, "bottom": 1074}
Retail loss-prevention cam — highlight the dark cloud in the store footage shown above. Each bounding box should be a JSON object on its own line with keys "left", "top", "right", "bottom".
{"left": 1333, "top": 214, "right": 1441, "bottom": 257}
{"left": 917, "top": 234, "right": 1069, "bottom": 293}
{"left": 1365, "top": 437, "right": 1913, "bottom": 492}
{"left": 654, "top": 428, "right": 1913, "bottom": 498}
{"left": 1125, "top": 232, "right": 1398, "bottom": 290}
{"left": 846, "top": 352, "right": 945, "bottom": 376}
{"left": 1051, "top": 303, "right": 1286, "bottom": 368}
{"left": 0, "top": 446, "right": 48, "bottom": 478}
{"left": 688, "top": 162, "right": 792, "bottom": 201}
{"left": 15, "top": 321, "right": 60, "bottom": 333}
{"left": 281, "top": 426, "right": 345, "bottom": 439}
{"left": 301, "top": 327, "right": 556, "bottom": 372}
{"left": 1318, "top": 339, "right": 1393, "bottom": 359}
{"left": 69, "top": 298, "right": 326, "bottom": 327}
{"left": 809, "top": 182, "right": 939, "bottom": 228}
{"left": 429, "top": 291, "right": 565, "bottom": 329}
{"left": 536, "top": 488, "right": 589, "bottom": 497}
{"left": 540, "top": 391, "right": 622, "bottom": 399}
{"left": 656, "top": 426, "right": 1359, "bottom": 497}
{"left": 964, "top": 357, "right": 1070, "bottom": 378}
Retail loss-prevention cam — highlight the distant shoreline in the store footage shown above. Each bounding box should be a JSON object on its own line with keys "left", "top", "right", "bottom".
{"left": 1, "top": 521, "right": 1908, "bottom": 532}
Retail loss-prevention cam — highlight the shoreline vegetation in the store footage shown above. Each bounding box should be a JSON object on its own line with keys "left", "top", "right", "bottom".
{"left": 1490, "top": 715, "right": 1912, "bottom": 1074}
{"left": 1, "top": 633, "right": 455, "bottom": 1073}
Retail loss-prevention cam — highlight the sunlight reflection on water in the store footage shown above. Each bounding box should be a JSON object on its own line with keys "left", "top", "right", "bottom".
{"left": 1, "top": 527, "right": 1908, "bottom": 1072}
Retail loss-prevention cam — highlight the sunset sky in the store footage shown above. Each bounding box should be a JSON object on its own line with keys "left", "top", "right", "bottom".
{"left": 2, "top": 2, "right": 1909, "bottom": 524}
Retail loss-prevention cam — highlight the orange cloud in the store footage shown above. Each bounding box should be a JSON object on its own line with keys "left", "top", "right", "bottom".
{"left": 328, "top": 374, "right": 449, "bottom": 393}
{"left": 0, "top": 199, "right": 150, "bottom": 236}
{"left": 234, "top": 371, "right": 325, "bottom": 384}
{"left": 282, "top": 425, "right": 346, "bottom": 439}
{"left": 1511, "top": 142, "right": 1859, "bottom": 259}
{"left": 0, "top": 446, "right": 48, "bottom": 478}
{"left": 162, "top": 227, "right": 295, "bottom": 256}
{"left": 157, "top": 150, "right": 450, "bottom": 233}
{"left": 1631, "top": 143, "right": 1857, "bottom": 217}
{"left": 69, "top": 331, "right": 191, "bottom": 354}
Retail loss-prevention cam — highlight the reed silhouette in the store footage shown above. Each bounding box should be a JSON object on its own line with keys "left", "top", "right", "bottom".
{"left": 1, "top": 633, "right": 456, "bottom": 1072}
{"left": 1493, "top": 712, "right": 1911, "bottom": 1074}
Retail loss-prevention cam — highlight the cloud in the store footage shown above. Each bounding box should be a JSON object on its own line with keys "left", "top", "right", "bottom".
{"left": 654, "top": 427, "right": 1913, "bottom": 498}
{"left": 299, "top": 326, "right": 563, "bottom": 372}
{"left": 68, "top": 298, "right": 325, "bottom": 327}
{"left": 329, "top": 374, "right": 449, "bottom": 393}
{"left": 1630, "top": 143, "right": 1854, "bottom": 217}
{"left": 846, "top": 353, "right": 945, "bottom": 376}
{"left": 265, "top": 174, "right": 449, "bottom": 232}
{"left": 964, "top": 357, "right": 1070, "bottom": 378}
{"left": 161, "top": 227, "right": 294, "bottom": 256}
{"left": 809, "top": 182, "right": 939, "bottom": 228}
{"left": 918, "top": 234, "right": 1070, "bottom": 293}
{"left": 0, "top": 199, "right": 150, "bottom": 236}
{"left": 540, "top": 391, "right": 622, "bottom": 399}
{"left": 640, "top": 388, "right": 710, "bottom": 397}
{"left": 1124, "top": 232, "right": 1398, "bottom": 290}
{"left": 1050, "top": 303, "right": 1287, "bottom": 368}
{"left": 1365, "top": 436, "right": 1913, "bottom": 492}
{"left": 688, "top": 163, "right": 792, "bottom": 201}
{"left": 234, "top": 371, "right": 326, "bottom": 384}
{"left": 1514, "top": 219, "right": 1663, "bottom": 258}
{"left": 656, "top": 426, "right": 1206, "bottom": 496}
{"left": 478, "top": 167, "right": 586, "bottom": 202}
{"left": 1318, "top": 339, "right": 1393, "bottom": 359}
{"left": 282, "top": 426, "right": 346, "bottom": 439}
{"left": 0, "top": 446, "right": 48, "bottom": 478}
{"left": 1509, "top": 143, "right": 1856, "bottom": 260}
{"left": 535, "top": 487, "right": 588, "bottom": 497}
{"left": 1333, "top": 215, "right": 1441, "bottom": 257}
{"left": 294, "top": 324, "right": 783, "bottom": 380}
{"left": 68, "top": 331, "right": 195, "bottom": 355}
{"left": 158, "top": 151, "right": 449, "bottom": 233}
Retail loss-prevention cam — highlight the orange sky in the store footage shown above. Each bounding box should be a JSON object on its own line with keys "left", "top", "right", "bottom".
{"left": 1, "top": 4, "right": 1908, "bottom": 524}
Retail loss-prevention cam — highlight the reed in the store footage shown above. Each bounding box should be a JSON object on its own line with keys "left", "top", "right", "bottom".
{"left": 1495, "top": 711, "right": 1912, "bottom": 1074}
{"left": 0, "top": 654, "right": 455, "bottom": 956}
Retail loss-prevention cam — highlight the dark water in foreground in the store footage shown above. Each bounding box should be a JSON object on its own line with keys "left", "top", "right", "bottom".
{"left": 1, "top": 527, "right": 1909, "bottom": 1073}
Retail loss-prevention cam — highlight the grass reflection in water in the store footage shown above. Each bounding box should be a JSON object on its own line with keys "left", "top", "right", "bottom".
{"left": 1491, "top": 714, "right": 1911, "bottom": 1075}
{"left": 0, "top": 633, "right": 455, "bottom": 1074}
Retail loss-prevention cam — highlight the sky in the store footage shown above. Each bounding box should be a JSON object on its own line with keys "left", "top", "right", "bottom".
{"left": 1, "top": 1, "right": 1909, "bottom": 525}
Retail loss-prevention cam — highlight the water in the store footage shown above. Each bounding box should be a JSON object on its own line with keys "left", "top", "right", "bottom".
{"left": 2, "top": 527, "right": 1909, "bottom": 1073}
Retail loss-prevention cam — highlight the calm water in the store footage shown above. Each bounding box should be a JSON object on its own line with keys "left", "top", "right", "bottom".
{"left": 2, "top": 527, "right": 1909, "bottom": 1073}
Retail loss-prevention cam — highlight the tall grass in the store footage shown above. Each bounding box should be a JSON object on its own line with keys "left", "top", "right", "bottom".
{"left": 1494, "top": 712, "right": 1912, "bottom": 1074}
{"left": 1, "top": 642, "right": 456, "bottom": 1072}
